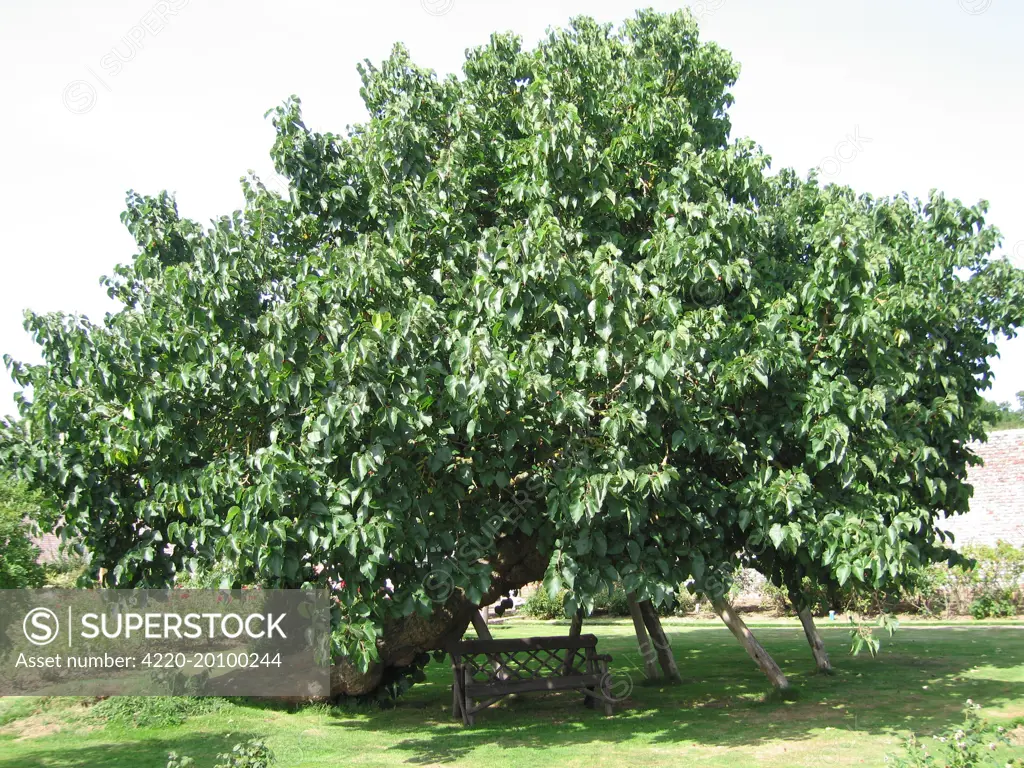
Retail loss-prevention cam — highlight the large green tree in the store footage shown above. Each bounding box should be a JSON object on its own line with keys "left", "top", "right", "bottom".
{"left": 3, "top": 11, "right": 1022, "bottom": 696}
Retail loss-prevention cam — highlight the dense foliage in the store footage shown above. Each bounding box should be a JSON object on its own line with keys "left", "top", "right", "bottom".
{"left": 980, "top": 393, "right": 1024, "bottom": 430}
{"left": 0, "top": 474, "right": 47, "bottom": 589}
{"left": 758, "top": 541, "right": 1024, "bottom": 619}
{"left": 2, "top": 10, "right": 1023, "bottom": 684}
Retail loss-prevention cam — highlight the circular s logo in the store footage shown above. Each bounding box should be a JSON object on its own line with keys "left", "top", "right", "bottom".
{"left": 23, "top": 607, "right": 60, "bottom": 646}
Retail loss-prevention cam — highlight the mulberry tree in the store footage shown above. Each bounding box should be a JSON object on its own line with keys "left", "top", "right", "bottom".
{"left": 3, "top": 10, "right": 1022, "bottom": 696}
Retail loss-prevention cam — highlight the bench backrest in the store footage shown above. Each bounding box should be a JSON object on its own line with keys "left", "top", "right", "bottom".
{"left": 449, "top": 634, "right": 598, "bottom": 683}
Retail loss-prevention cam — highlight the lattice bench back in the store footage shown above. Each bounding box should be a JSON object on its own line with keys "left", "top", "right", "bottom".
{"left": 448, "top": 633, "right": 615, "bottom": 724}
{"left": 452, "top": 634, "right": 596, "bottom": 685}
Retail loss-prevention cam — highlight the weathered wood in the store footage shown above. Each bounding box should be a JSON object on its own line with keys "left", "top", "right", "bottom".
{"left": 712, "top": 596, "right": 790, "bottom": 690}
{"left": 462, "top": 666, "right": 475, "bottom": 726}
{"left": 448, "top": 634, "right": 616, "bottom": 724}
{"left": 470, "top": 609, "right": 494, "bottom": 639}
{"left": 626, "top": 594, "right": 660, "bottom": 680}
{"left": 454, "top": 634, "right": 599, "bottom": 654}
{"left": 470, "top": 609, "right": 512, "bottom": 680}
{"left": 467, "top": 673, "right": 601, "bottom": 697}
{"left": 638, "top": 600, "right": 682, "bottom": 683}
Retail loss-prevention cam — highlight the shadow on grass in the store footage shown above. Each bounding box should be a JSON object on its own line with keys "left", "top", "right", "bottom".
{"left": 307, "top": 625, "right": 1024, "bottom": 765}
{"left": 0, "top": 731, "right": 260, "bottom": 768}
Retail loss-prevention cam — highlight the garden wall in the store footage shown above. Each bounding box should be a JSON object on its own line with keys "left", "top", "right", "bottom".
{"left": 942, "top": 427, "right": 1024, "bottom": 549}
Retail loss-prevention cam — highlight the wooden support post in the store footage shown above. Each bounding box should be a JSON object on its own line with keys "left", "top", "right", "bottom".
{"left": 793, "top": 601, "right": 833, "bottom": 675}
{"left": 712, "top": 596, "right": 790, "bottom": 691}
{"left": 626, "top": 594, "right": 660, "bottom": 681}
{"left": 470, "top": 609, "right": 493, "bottom": 640}
{"left": 470, "top": 609, "right": 509, "bottom": 680}
{"left": 638, "top": 600, "right": 681, "bottom": 683}
{"left": 562, "top": 608, "right": 584, "bottom": 675}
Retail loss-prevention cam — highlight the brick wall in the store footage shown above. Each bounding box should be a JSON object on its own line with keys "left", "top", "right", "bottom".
{"left": 941, "top": 427, "right": 1024, "bottom": 549}
{"left": 34, "top": 532, "right": 62, "bottom": 563}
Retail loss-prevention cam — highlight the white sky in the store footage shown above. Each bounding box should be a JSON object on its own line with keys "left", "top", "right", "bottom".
{"left": 0, "top": 0, "right": 1021, "bottom": 419}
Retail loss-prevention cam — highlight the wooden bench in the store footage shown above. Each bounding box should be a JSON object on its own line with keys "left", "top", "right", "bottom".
{"left": 448, "top": 634, "right": 616, "bottom": 725}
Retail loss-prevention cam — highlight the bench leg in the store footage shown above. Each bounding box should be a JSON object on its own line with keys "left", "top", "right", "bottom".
{"left": 451, "top": 663, "right": 462, "bottom": 719}
{"left": 600, "top": 660, "right": 614, "bottom": 716}
{"left": 462, "top": 667, "right": 475, "bottom": 726}
{"left": 583, "top": 685, "right": 595, "bottom": 708}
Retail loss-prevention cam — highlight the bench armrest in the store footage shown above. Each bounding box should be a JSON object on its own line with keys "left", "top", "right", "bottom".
{"left": 592, "top": 653, "right": 613, "bottom": 663}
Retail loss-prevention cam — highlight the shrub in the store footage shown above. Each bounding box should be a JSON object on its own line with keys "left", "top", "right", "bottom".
{"left": 759, "top": 581, "right": 792, "bottom": 614}
{"left": 925, "top": 542, "right": 1024, "bottom": 619}
{"left": 521, "top": 587, "right": 567, "bottom": 619}
{"left": 885, "top": 700, "right": 1021, "bottom": 767}
{"left": 590, "top": 583, "right": 631, "bottom": 617}
{"left": 167, "top": 740, "right": 275, "bottom": 768}
{"left": 605, "top": 585, "right": 632, "bottom": 617}
{"left": 215, "top": 740, "right": 275, "bottom": 768}
{"left": 589, "top": 583, "right": 692, "bottom": 617}
{"left": 671, "top": 590, "right": 696, "bottom": 616}
{"left": 0, "top": 475, "right": 47, "bottom": 589}
{"left": 44, "top": 552, "right": 90, "bottom": 588}
{"left": 969, "top": 591, "right": 1018, "bottom": 620}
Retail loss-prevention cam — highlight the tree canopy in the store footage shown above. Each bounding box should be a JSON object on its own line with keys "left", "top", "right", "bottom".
{"left": 3, "top": 10, "right": 1023, "bottom": 692}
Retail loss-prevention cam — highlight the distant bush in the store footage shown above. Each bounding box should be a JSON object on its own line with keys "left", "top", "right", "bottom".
{"left": 590, "top": 584, "right": 630, "bottom": 617}
{"left": 521, "top": 587, "right": 567, "bottom": 619}
{"left": 955, "top": 542, "right": 1024, "bottom": 619}
{"left": 671, "top": 590, "right": 696, "bottom": 616}
{"left": 753, "top": 542, "right": 1024, "bottom": 619}
{"left": 969, "top": 592, "right": 1017, "bottom": 620}
{"left": 902, "top": 542, "right": 1023, "bottom": 619}
{"left": 523, "top": 582, "right": 694, "bottom": 619}
{"left": 44, "top": 552, "right": 90, "bottom": 588}
{"left": 0, "top": 475, "right": 47, "bottom": 589}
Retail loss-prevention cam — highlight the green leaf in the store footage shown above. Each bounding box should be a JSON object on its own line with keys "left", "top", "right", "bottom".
{"left": 836, "top": 563, "right": 852, "bottom": 586}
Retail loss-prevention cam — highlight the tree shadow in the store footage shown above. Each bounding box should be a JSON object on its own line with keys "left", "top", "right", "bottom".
{"left": 307, "top": 624, "right": 1024, "bottom": 765}
{"left": 0, "top": 731, "right": 260, "bottom": 768}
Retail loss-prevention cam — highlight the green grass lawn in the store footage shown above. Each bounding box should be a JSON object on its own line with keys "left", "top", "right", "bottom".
{"left": 1, "top": 619, "right": 1022, "bottom": 767}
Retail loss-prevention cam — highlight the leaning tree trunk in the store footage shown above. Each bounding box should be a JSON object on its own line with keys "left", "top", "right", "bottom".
{"left": 330, "top": 532, "right": 549, "bottom": 697}
{"left": 635, "top": 597, "right": 682, "bottom": 683}
{"left": 626, "top": 595, "right": 660, "bottom": 681}
{"left": 712, "top": 596, "right": 790, "bottom": 691}
{"left": 789, "top": 592, "right": 832, "bottom": 675}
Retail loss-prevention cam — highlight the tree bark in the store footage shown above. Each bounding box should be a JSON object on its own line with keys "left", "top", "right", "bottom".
{"left": 562, "top": 608, "right": 585, "bottom": 675}
{"left": 637, "top": 599, "right": 682, "bottom": 683}
{"left": 330, "top": 531, "right": 550, "bottom": 698}
{"left": 712, "top": 596, "right": 790, "bottom": 691}
{"left": 626, "top": 595, "right": 660, "bottom": 681}
{"left": 793, "top": 602, "right": 832, "bottom": 675}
